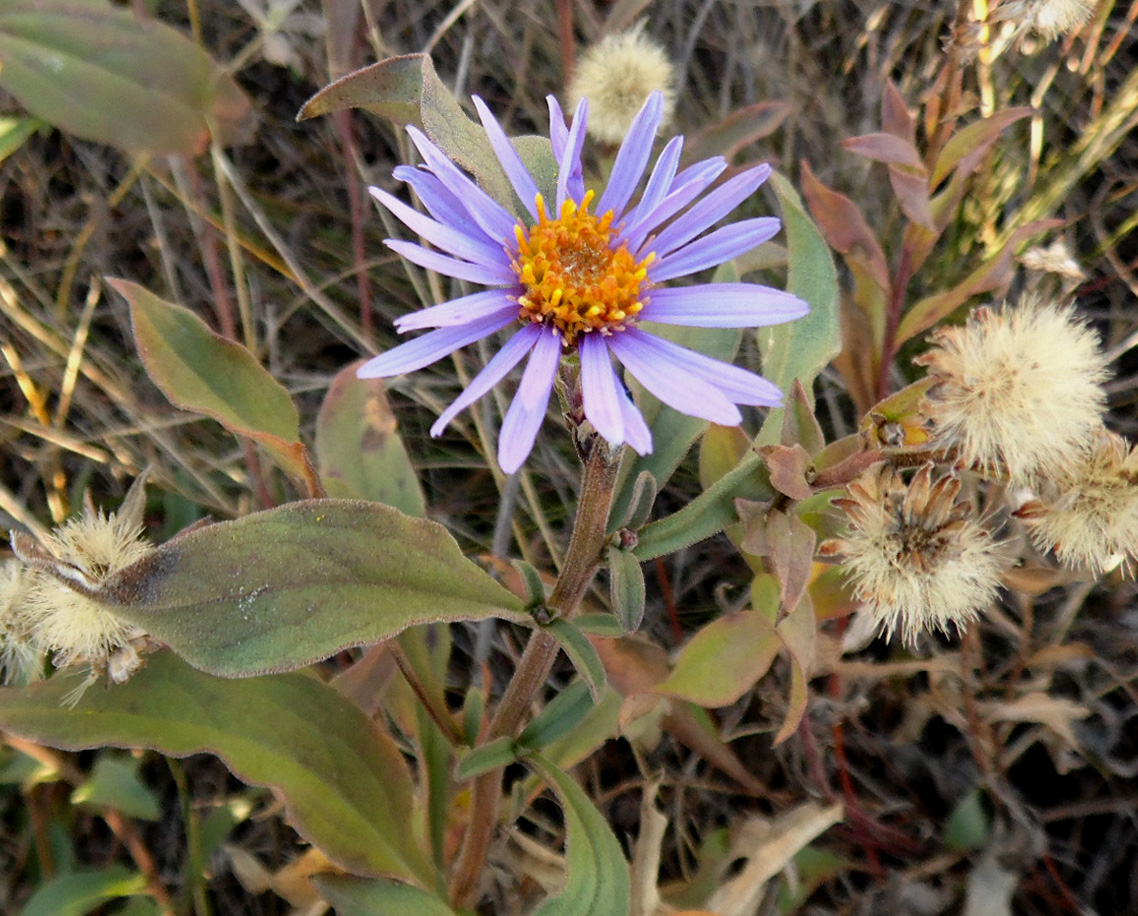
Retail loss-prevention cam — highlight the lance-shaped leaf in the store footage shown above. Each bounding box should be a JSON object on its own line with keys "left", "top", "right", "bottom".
{"left": 99, "top": 500, "right": 527, "bottom": 677}
{"left": 529, "top": 756, "right": 631, "bottom": 916}
{"left": 111, "top": 279, "right": 317, "bottom": 490}
{"left": 756, "top": 171, "right": 841, "bottom": 444}
{"left": 315, "top": 362, "right": 425, "bottom": 516}
{"left": 0, "top": 0, "right": 251, "bottom": 155}
{"left": 0, "top": 654, "right": 435, "bottom": 883}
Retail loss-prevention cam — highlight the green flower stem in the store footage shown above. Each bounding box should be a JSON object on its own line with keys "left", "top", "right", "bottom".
{"left": 449, "top": 438, "right": 623, "bottom": 908}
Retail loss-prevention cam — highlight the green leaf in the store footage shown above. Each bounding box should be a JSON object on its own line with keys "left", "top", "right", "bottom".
{"left": 111, "top": 279, "right": 315, "bottom": 488}
{"left": 0, "top": 0, "right": 251, "bottom": 155}
{"left": 0, "top": 653, "right": 436, "bottom": 883}
{"left": 610, "top": 470, "right": 657, "bottom": 534}
{"left": 71, "top": 753, "right": 161, "bottom": 821}
{"left": 0, "top": 115, "right": 42, "bottom": 162}
{"left": 453, "top": 736, "right": 520, "bottom": 781}
{"left": 634, "top": 452, "right": 774, "bottom": 561}
{"left": 756, "top": 172, "right": 841, "bottom": 444}
{"left": 314, "top": 875, "right": 461, "bottom": 916}
{"left": 519, "top": 680, "right": 596, "bottom": 750}
{"left": 100, "top": 499, "right": 527, "bottom": 677}
{"left": 656, "top": 611, "right": 782, "bottom": 708}
{"left": 17, "top": 866, "right": 148, "bottom": 916}
{"left": 543, "top": 619, "right": 607, "bottom": 701}
{"left": 529, "top": 756, "right": 631, "bottom": 916}
{"left": 608, "top": 548, "right": 646, "bottom": 633}
{"left": 315, "top": 362, "right": 425, "bottom": 516}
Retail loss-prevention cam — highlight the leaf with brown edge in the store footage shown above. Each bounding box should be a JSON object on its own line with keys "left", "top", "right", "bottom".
{"left": 0, "top": 0, "right": 252, "bottom": 155}
{"left": 111, "top": 279, "right": 318, "bottom": 491}
{"left": 931, "top": 107, "right": 1035, "bottom": 187}
{"left": 773, "top": 595, "right": 816, "bottom": 745}
{"left": 0, "top": 653, "right": 436, "bottom": 884}
{"left": 799, "top": 161, "right": 891, "bottom": 297}
{"left": 99, "top": 499, "right": 528, "bottom": 678}
{"left": 767, "top": 510, "right": 817, "bottom": 614}
{"left": 315, "top": 362, "right": 425, "bottom": 517}
{"left": 758, "top": 444, "right": 814, "bottom": 501}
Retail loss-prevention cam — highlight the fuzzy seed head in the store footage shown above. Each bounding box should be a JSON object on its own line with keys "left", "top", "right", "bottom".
{"left": 1025, "top": 0, "right": 1095, "bottom": 39}
{"left": 1023, "top": 428, "right": 1138, "bottom": 575}
{"left": 18, "top": 507, "right": 152, "bottom": 674}
{"left": 826, "top": 464, "right": 1007, "bottom": 645}
{"left": 916, "top": 299, "right": 1108, "bottom": 486}
{"left": 1019, "top": 240, "right": 1085, "bottom": 281}
{"left": 567, "top": 24, "right": 676, "bottom": 144}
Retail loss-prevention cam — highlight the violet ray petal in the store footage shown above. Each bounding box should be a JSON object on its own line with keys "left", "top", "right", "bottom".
{"left": 547, "top": 95, "right": 569, "bottom": 161}
{"left": 597, "top": 91, "right": 665, "bottom": 217}
{"left": 393, "top": 166, "right": 489, "bottom": 238}
{"left": 579, "top": 333, "right": 625, "bottom": 446}
{"left": 624, "top": 158, "right": 728, "bottom": 254}
{"left": 430, "top": 324, "right": 542, "bottom": 435}
{"left": 473, "top": 96, "right": 540, "bottom": 221}
{"left": 642, "top": 283, "right": 810, "bottom": 328}
{"left": 497, "top": 329, "right": 562, "bottom": 473}
{"left": 386, "top": 239, "right": 516, "bottom": 286}
{"left": 370, "top": 186, "right": 509, "bottom": 266}
{"left": 406, "top": 126, "right": 518, "bottom": 241}
{"left": 649, "top": 164, "right": 773, "bottom": 259}
{"left": 357, "top": 305, "right": 518, "bottom": 378}
{"left": 607, "top": 332, "right": 742, "bottom": 425}
{"left": 395, "top": 289, "right": 518, "bottom": 332}
{"left": 556, "top": 98, "right": 589, "bottom": 211}
{"left": 613, "top": 377, "right": 653, "bottom": 455}
{"left": 622, "top": 329, "right": 783, "bottom": 405}
{"left": 618, "top": 136, "right": 682, "bottom": 240}
{"left": 648, "top": 218, "right": 781, "bottom": 282}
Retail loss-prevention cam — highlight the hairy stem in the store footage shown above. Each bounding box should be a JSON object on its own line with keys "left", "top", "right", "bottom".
{"left": 449, "top": 439, "right": 622, "bottom": 907}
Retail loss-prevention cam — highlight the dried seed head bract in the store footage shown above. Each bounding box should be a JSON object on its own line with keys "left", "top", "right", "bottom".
{"left": 1020, "top": 428, "right": 1138, "bottom": 575}
{"left": 566, "top": 23, "right": 677, "bottom": 145}
{"left": 825, "top": 464, "right": 1009, "bottom": 646}
{"left": 916, "top": 298, "right": 1108, "bottom": 486}
{"left": 8, "top": 477, "right": 160, "bottom": 704}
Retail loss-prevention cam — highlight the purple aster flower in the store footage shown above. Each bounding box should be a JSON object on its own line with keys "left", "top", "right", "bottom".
{"left": 359, "top": 90, "right": 809, "bottom": 473}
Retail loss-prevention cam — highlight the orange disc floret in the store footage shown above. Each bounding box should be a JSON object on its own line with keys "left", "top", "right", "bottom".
{"left": 513, "top": 190, "right": 653, "bottom": 346}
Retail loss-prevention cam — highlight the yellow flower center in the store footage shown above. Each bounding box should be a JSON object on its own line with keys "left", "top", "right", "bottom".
{"left": 512, "top": 190, "right": 653, "bottom": 346}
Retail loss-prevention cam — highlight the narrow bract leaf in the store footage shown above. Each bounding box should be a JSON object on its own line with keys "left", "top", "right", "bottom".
{"left": 529, "top": 756, "right": 631, "bottom": 916}
{"left": 0, "top": 654, "right": 435, "bottom": 883}
{"left": 519, "top": 680, "right": 597, "bottom": 750}
{"left": 314, "top": 876, "right": 461, "bottom": 916}
{"left": 454, "top": 736, "right": 520, "bottom": 781}
{"left": 608, "top": 548, "right": 646, "bottom": 633}
{"left": 315, "top": 362, "right": 425, "bottom": 516}
{"left": 100, "top": 500, "right": 527, "bottom": 677}
{"left": 544, "top": 619, "right": 608, "bottom": 701}
{"left": 0, "top": 0, "right": 251, "bottom": 155}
